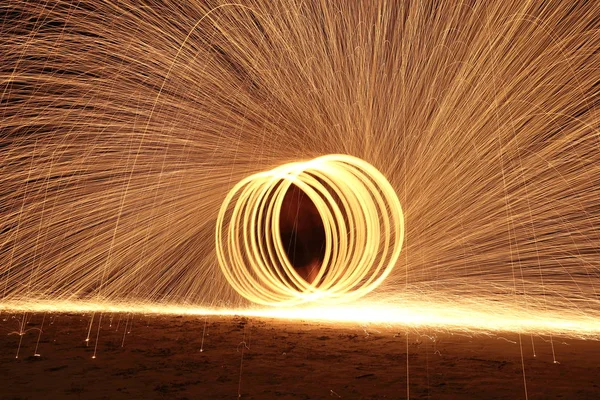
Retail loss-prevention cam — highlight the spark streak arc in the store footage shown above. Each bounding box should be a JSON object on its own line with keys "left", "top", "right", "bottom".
{"left": 0, "top": 1, "right": 599, "bottom": 336}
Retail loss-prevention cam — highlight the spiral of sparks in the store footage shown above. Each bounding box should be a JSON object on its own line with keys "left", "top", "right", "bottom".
{"left": 1, "top": 1, "right": 600, "bottom": 334}
{"left": 216, "top": 154, "right": 404, "bottom": 306}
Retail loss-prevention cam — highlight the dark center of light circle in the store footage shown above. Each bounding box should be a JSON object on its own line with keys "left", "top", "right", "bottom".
{"left": 279, "top": 184, "right": 326, "bottom": 284}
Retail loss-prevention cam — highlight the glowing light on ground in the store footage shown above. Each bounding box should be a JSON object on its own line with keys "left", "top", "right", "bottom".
{"left": 2, "top": 299, "right": 599, "bottom": 339}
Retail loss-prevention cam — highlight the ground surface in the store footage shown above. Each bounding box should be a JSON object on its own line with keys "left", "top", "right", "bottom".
{"left": 0, "top": 312, "right": 598, "bottom": 399}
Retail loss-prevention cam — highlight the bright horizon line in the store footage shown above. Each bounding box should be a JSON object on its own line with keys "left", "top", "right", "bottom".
{"left": 1, "top": 299, "right": 599, "bottom": 339}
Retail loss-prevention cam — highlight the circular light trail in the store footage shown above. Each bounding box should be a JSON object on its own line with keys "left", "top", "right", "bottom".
{"left": 215, "top": 154, "right": 404, "bottom": 306}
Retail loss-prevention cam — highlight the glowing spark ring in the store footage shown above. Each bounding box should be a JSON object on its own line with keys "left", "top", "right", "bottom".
{"left": 215, "top": 154, "right": 404, "bottom": 306}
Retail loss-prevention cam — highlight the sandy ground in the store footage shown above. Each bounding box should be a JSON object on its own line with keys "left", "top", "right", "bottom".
{"left": 0, "top": 312, "right": 598, "bottom": 399}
